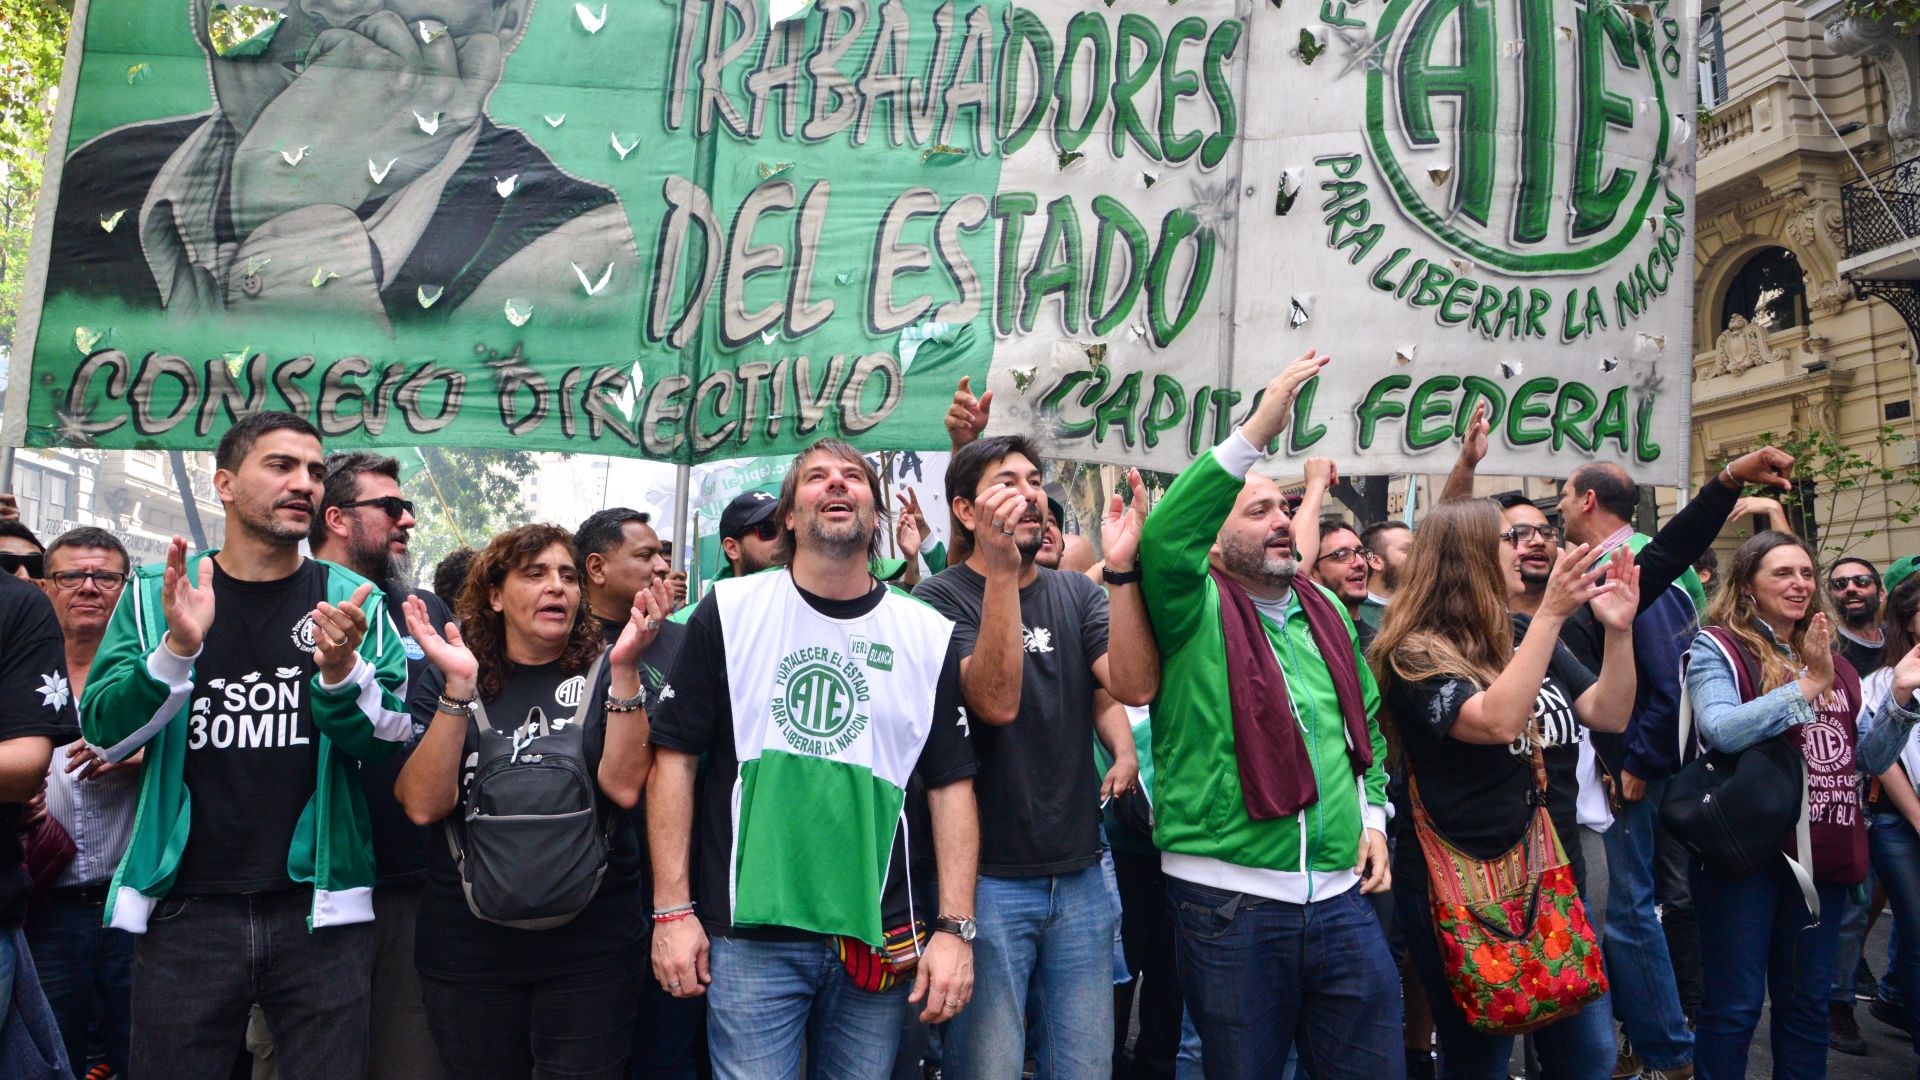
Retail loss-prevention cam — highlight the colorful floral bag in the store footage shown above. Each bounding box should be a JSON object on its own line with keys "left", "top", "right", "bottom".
{"left": 1410, "top": 740, "right": 1607, "bottom": 1034}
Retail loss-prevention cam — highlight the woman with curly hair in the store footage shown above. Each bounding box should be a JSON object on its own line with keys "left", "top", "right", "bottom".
{"left": 396, "top": 523, "right": 664, "bottom": 1079}
{"left": 1368, "top": 498, "right": 1639, "bottom": 1078}
{"left": 1684, "top": 531, "right": 1920, "bottom": 1077}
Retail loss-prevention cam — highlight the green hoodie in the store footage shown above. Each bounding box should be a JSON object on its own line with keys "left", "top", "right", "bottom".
{"left": 1139, "top": 435, "right": 1388, "bottom": 902}
{"left": 81, "top": 552, "right": 411, "bottom": 932}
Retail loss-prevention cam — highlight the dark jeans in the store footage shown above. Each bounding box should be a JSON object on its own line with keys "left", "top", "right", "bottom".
{"left": 630, "top": 948, "right": 705, "bottom": 1080}
{"left": 24, "top": 888, "right": 133, "bottom": 1076}
{"left": 1395, "top": 865, "right": 1615, "bottom": 1079}
{"left": 1870, "top": 812, "right": 1920, "bottom": 1061}
{"left": 1168, "top": 879, "right": 1403, "bottom": 1080}
{"left": 422, "top": 965, "right": 637, "bottom": 1080}
{"left": 1691, "top": 861, "right": 1846, "bottom": 1080}
{"left": 1652, "top": 812, "right": 1703, "bottom": 1020}
{"left": 130, "top": 889, "right": 373, "bottom": 1080}
{"left": 1113, "top": 851, "right": 1182, "bottom": 1079}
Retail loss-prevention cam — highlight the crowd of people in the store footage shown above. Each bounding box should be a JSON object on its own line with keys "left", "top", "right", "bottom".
{"left": 0, "top": 350, "right": 1917, "bottom": 1080}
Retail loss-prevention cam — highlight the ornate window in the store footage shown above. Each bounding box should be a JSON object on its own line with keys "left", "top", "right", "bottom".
{"left": 1719, "top": 247, "right": 1808, "bottom": 332}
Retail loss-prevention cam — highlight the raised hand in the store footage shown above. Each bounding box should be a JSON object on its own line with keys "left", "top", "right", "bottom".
{"left": 666, "top": 571, "right": 688, "bottom": 610}
{"left": 1723, "top": 446, "right": 1795, "bottom": 492}
{"left": 946, "top": 376, "right": 993, "bottom": 450}
{"left": 1802, "top": 613, "right": 1835, "bottom": 693}
{"left": 161, "top": 536, "right": 215, "bottom": 657}
{"left": 1891, "top": 639, "right": 1920, "bottom": 707}
{"left": 1460, "top": 401, "right": 1490, "bottom": 467}
{"left": 402, "top": 594, "right": 478, "bottom": 696}
{"left": 1102, "top": 469, "right": 1151, "bottom": 573}
{"left": 897, "top": 489, "right": 930, "bottom": 560}
{"left": 1588, "top": 547, "right": 1642, "bottom": 632}
{"left": 611, "top": 587, "right": 664, "bottom": 671}
{"left": 311, "top": 582, "right": 374, "bottom": 684}
{"left": 1243, "top": 351, "right": 1330, "bottom": 448}
{"left": 1538, "top": 542, "right": 1616, "bottom": 620}
{"left": 1303, "top": 457, "right": 1337, "bottom": 491}
{"left": 971, "top": 483, "right": 1029, "bottom": 576}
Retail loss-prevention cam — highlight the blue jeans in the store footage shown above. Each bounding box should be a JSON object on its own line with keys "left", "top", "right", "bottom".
{"left": 946, "top": 866, "right": 1115, "bottom": 1079}
{"left": 1691, "top": 862, "right": 1847, "bottom": 1079}
{"left": 23, "top": 890, "right": 133, "bottom": 1077}
{"left": 1601, "top": 777, "right": 1694, "bottom": 1069}
{"left": 706, "top": 934, "right": 910, "bottom": 1080}
{"left": 1169, "top": 879, "right": 1402, "bottom": 1080}
{"left": 0, "top": 926, "right": 74, "bottom": 1080}
{"left": 1395, "top": 865, "right": 1616, "bottom": 1079}
{"left": 1871, "top": 812, "right": 1920, "bottom": 1060}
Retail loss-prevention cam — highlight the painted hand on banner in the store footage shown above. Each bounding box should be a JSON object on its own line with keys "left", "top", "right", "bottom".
{"left": 310, "top": 583, "right": 374, "bottom": 684}
{"left": 230, "top": 11, "right": 503, "bottom": 237}
{"left": 1242, "top": 351, "right": 1330, "bottom": 450}
{"left": 161, "top": 536, "right": 216, "bottom": 658}
{"left": 402, "top": 594, "right": 477, "bottom": 698}
{"left": 1102, "top": 469, "right": 1151, "bottom": 573}
{"left": 946, "top": 377, "right": 992, "bottom": 451}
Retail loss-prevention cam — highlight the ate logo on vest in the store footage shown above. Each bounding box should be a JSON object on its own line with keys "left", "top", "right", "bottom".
{"left": 770, "top": 647, "right": 873, "bottom": 755}
{"left": 1365, "top": 0, "right": 1681, "bottom": 274}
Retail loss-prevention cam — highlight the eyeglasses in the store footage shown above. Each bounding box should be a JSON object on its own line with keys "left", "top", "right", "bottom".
{"left": 47, "top": 570, "right": 128, "bottom": 592}
{"left": 1501, "top": 524, "right": 1561, "bottom": 546}
{"left": 1830, "top": 574, "right": 1877, "bottom": 591}
{"left": 337, "top": 496, "right": 414, "bottom": 520}
{"left": 1316, "top": 546, "right": 1371, "bottom": 565}
{"left": 0, "top": 552, "right": 45, "bottom": 579}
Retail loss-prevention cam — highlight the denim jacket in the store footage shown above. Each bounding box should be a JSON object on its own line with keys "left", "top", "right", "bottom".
{"left": 1684, "top": 621, "right": 1920, "bottom": 774}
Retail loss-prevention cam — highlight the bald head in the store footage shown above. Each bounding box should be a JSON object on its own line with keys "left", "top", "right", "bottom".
{"left": 1060, "top": 533, "right": 1098, "bottom": 574}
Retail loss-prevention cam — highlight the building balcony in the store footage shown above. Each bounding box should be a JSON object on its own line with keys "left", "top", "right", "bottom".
{"left": 1839, "top": 151, "right": 1920, "bottom": 330}
{"left": 1698, "top": 77, "right": 1883, "bottom": 205}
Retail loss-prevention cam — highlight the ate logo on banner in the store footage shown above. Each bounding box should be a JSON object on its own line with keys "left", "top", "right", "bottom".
{"left": 1366, "top": 0, "right": 1683, "bottom": 274}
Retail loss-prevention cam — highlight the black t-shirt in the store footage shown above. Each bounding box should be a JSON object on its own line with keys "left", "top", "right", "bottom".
{"left": 650, "top": 580, "right": 974, "bottom": 939}
{"left": 597, "top": 611, "right": 687, "bottom": 910}
{"left": 1838, "top": 626, "right": 1888, "bottom": 679}
{"left": 0, "top": 575, "right": 82, "bottom": 927}
{"left": 363, "top": 588, "right": 452, "bottom": 885}
{"left": 174, "top": 560, "right": 326, "bottom": 894}
{"left": 1388, "top": 615, "right": 1597, "bottom": 884}
{"left": 416, "top": 658, "right": 643, "bottom": 981}
{"left": 912, "top": 564, "right": 1109, "bottom": 876}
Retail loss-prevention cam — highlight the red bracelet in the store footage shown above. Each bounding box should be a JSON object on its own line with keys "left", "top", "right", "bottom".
{"left": 651, "top": 905, "right": 696, "bottom": 923}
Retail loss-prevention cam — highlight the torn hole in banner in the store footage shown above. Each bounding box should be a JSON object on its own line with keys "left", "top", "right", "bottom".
{"left": 208, "top": 6, "right": 283, "bottom": 57}
{"left": 505, "top": 299, "right": 533, "bottom": 327}
{"left": 1500, "top": 360, "right": 1523, "bottom": 379}
{"left": 73, "top": 328, "right": 108, "bottom": 355}
{"left": 1294, "top": 27, "right": 1327, "bottom": 65}
{"left": 1288, "top": 296, "right": 1311, "bottom": 329}
{"left": 1276, "top": 169, "right": 1303, "bottom": 216}
{"left": 1394, "top": 344, "right": 1417, "bottom": 366}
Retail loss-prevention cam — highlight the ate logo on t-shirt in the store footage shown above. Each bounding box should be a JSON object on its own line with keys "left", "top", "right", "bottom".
{"left": 288, "top": 613, "right": 319, "bottom": 654}
{"left": 189, "top": 668, "right": 313, "bottom": 750}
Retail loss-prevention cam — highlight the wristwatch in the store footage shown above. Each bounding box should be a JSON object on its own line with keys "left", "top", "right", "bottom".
{"left": 1102, "top": 564, "right": 1142, "bottom": 587}
{"left": 933, "top": 914, "right": 977, "bottom": 942}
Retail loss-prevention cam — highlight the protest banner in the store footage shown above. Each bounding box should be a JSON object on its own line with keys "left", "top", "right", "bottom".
{"left": 3, "top": 0, "right": 1693, "bottom": 481}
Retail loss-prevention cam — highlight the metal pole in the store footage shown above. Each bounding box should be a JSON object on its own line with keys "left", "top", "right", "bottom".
{"left": 0, "top": 446, "right": 13, "bottom": 493}
{"left": 671, "top": 463, "right": 691, "bottom": 574}
{"left": 169, "top": 450, "right": 210, "bottom": 551}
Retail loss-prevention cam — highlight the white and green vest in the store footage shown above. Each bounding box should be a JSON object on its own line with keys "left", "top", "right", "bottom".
{"left": 715, "top": 571, "right": 954, "bottom": 945}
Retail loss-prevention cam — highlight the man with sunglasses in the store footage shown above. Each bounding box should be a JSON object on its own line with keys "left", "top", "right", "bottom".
{"left": 26, "top": 528, "right": 139, "bottom": 1078}
{"left": 718, "top": 492, "right": 784, "bottom": 581}
{"left": 1307, "top": 519, "right": 1375, "bottom": 648}
{"left": 1829, "top": 558, "right": 1889, "bottom": 678}
{"left": 0, "top": 520, "right": 44, "bottom": 582}
{"left": 309, "top": 451, "right": 448, "bottom": 1080}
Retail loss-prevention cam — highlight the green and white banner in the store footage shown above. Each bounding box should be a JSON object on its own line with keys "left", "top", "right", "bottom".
{"left": 4, "top": 0, "right": 1693, "bottom": 480}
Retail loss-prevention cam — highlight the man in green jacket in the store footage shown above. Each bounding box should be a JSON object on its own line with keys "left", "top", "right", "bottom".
{"left": 81, "top": 412, "right": 410, "bottom": 1080}
{"left": 1139, "top": 352, "right": 1399, "bottom": 1080}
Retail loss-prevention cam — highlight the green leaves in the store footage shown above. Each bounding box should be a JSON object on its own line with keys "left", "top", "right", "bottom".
{"left": 0, "top": 0, "right": 70, "bottom": 353}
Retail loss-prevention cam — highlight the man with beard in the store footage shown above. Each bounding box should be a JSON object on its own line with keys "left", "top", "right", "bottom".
{"left": 81, "top": 412, "right": 411, "bottom": 1080}
{"left": 1139, "top": 352, "right": 1396, "bottom": 1079}
{"left": 46, "top": 0, "right": 636, "bottom": 327}
{"left": 25, "top": 528, "right": 138, "bottom": 1079}
{"left": 574, "top": 506, "right": 702, "bottom": 1080}
{"left": 913, "top": 437, "right": 1152, "bottom": 1079}
{"left": 1308, "top": 520, "right": 1374, "bottom": 649}
{"left": 649, "top": 439, "right": 979, "bottom": 1080}
{"left": 716, "top": 492, "right": 783, "bottom": 580}
{"left": 1830, "top": 557, "right": 1889, "bottom": 677}
{"left": 308, "top": 451, "right": 446, "bottom": 1080}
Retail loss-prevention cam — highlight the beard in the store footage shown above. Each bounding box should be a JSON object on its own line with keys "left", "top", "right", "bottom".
{"left": 1380, "top": 560, "right": 1402, "bottom": 592}
{"left": 1519, "top": 565, "right": 1551, "bottom": 589}
{"left": 1839, "top": 600, "right": 1879, "bottom": 629}
{"left": 237, "top": 494, "right": 308, "bottom": 547}
{"left": 347, "top": 524, "right": 412, "bottom": 595}
{"left": 800, "top": 505, "right": 875, "bottom": 561}
{"left": 1219, "top": 530, "right": 1298, "bottom": 590}
{"left": 738, "top": 547, "right": 778, "bottom": 575}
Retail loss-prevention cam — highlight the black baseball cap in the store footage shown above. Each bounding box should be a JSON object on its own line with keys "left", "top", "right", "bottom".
{"left": 720, "top": 490, "right": 779, "bottom": 540}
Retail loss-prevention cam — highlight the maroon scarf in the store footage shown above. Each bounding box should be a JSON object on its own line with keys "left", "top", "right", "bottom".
{"left": 1703, "top": 626, "right": 1868, "bottom": 886}
{"left": 1213, "top": 569, "right": 1375, "bottom": 820}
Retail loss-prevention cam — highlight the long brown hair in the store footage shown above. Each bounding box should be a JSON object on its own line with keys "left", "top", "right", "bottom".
{"left": 1704, "top": 530, "right": 1830, "bottom": 693}
{"left": 455, "top": 524, "right": 603, "bottom": 701}
{"left": 1367, "top": 499, "right": 1513, "bottom": 692}
{"left": 1885, "top": 575, "right": 1920, "bottom": 662}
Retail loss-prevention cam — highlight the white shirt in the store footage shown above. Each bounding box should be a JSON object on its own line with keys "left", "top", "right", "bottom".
{"left": 44, "top": 739, "right": 139, "bottom": 887}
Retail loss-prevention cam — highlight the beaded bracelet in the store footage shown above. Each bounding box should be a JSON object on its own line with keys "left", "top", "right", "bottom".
{"left": 652, "top": 903, "right": 696, "bottom": 923}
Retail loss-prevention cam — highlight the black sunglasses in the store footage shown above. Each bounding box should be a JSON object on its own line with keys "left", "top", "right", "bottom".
{"left": 0, "top": 552, "right": 45, "bottom": 579}
{"left": 338, "top": 496, "right": 414, "bottom": 519}
{"left": 1830, "top": 574, "right": 1877, "bottom": 591}
{"left": 738, "top": 521, "right": 780, "bottom": 542}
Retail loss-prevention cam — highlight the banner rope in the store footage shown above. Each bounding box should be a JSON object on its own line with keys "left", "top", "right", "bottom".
{"left": 421, "top": 455, "right": 467, "bottom": 548}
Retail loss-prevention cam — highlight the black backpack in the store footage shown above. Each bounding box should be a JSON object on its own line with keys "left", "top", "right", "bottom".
{"left": 448, "top": 653, "right": 612, "bottom": 929}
